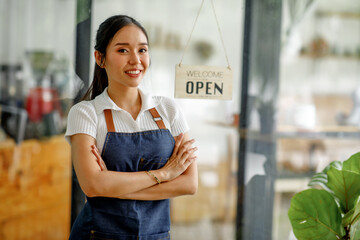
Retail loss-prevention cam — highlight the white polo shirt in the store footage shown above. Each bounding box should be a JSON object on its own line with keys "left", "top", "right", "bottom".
{"left": 65, "top": 87, "right": 189, "bottom": 153}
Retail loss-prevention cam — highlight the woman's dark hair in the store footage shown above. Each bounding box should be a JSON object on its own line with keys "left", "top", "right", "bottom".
{"left": 82, "top": 15, "right": 149, "bottom": 100}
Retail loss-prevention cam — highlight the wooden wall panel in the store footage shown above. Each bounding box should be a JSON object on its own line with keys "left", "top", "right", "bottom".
{"left": 0, "top": 136, "right": 71, "bottom": 240}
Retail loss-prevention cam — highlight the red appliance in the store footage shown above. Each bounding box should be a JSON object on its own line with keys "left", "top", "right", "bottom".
{"left": 25, "top": 87, "right": 61, "bottom": 122}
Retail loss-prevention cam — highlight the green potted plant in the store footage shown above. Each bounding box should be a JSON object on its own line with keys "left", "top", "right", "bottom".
{"left": 288, "top": 152, "right": 360, "bottom": 240}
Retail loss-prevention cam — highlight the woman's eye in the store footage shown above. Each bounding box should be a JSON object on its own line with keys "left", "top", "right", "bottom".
{"left": 118, "top": 49, "right": 128, "bottom": 53}
{"left": 139, "top": 48, "right": 147, "bottom": 53}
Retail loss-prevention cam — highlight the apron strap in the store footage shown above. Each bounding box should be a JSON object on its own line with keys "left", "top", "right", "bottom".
{"left": 149, "top": 108, "right": 166, "bottom": 130}
{"left": 104, "top": 109, "right": 115, "bottom": 132}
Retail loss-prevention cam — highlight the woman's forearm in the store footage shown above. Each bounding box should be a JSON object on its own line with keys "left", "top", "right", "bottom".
{"left": 85, "top": 169, "right": 163, "bottom": 198}
{"left": 120, "top": 175, "right": 196, "bottom": 200}
{"left": 119, "top": 162, "right": 198, "bottom": 200}
{"left": 71, "top": 134, "right": 164, "bottom": 198}
{"left": 71, "top": 133, "right": 197, "bottom": 199}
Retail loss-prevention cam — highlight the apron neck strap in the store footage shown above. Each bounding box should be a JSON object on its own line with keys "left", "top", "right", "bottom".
{"left": 104, "top": 109, "right": 115, "bottom": 132}
{"left": 149, "top": 108, "right": 166, "bottom": 130}
{"left": 103, "top": 108, "right": 166, "bottom": 132}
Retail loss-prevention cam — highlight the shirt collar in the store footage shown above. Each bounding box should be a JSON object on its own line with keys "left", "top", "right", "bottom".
{"left": 93, "top": 87, "right": 160, "bottom": 115}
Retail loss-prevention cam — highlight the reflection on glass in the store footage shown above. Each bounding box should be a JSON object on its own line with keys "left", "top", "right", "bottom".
{"left": 0, "top": 0, "right": 76, "bottom": 239}
{"left": 0, "top": 0, "right": 359, "bottom": 239}
{"left": 275, "top": 0, "right": 360, "bottom": 239}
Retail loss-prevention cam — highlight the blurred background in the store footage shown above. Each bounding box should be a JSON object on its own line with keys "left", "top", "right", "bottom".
{"left": 0, "top": 0, "right": 359, "bottom": 239}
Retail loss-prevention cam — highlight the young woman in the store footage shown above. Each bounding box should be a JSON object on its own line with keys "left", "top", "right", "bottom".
{"left": 65, "top": 15, "right": 198, "bottom": 240}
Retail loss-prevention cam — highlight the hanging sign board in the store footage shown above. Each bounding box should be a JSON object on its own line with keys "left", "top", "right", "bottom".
{"left": 175, "top": 64, "right": 233, "bottom": 100}
{"left": 174, "top": 0, "right": 233, "bottom": 100}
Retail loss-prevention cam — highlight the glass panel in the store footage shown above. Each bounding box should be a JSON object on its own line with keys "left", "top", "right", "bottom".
{"left": 2, "top": 0, "right": 358, "bottom": 239}
{"left": 0, "top": 0, "right": 76, "bottom": 239}
{"left": 1, "top": 0, "right": 245, "bottom": 239}
{"left": 0, "top": 0, "right": 77, "bottom": 139}
{"left": 239, "top": 0, "right": 360, "bottom": 239}
{"left": 91, "top": 0, "right": 244, "bottom": 239}
{"left": 275, "top": 0, "right": 360, "bottom": 239}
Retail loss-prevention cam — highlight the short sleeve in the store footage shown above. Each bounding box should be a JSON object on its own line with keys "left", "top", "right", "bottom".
{"left": 170, "top": 101, "right": 190, "bottom": 136}
{"left": 64, "top": 101, "right": 98, "bottom": 144}
{"left": 157, "top": 97, "right": 189, "bottom": 136}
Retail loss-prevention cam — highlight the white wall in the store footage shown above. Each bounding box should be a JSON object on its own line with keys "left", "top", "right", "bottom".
{"left": 0, "top": 0, "right": 76, "bottom": 99}
{"left": 281, "top": 0, "right": 360, "bottom": 95}
{"left": 0, "top": 0, "right": 76, "bottom": 65}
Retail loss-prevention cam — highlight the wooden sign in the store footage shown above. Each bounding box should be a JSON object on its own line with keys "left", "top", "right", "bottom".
{"left": 175, "top": 64, "right": 233, "bottom": 100}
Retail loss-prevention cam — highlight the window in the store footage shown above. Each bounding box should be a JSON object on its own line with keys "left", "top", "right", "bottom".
{"left": 1, "top": 0, "right": 359, "bottom": 239}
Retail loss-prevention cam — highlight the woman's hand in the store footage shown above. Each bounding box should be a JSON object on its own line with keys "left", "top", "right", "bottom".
{"left": 91, "top": 133, "right": 197, "bottom": 182}
{"left": 158, "top": 133, "right": 197, "bottom": 182}
{"left": 91, "top": 145, "right": 108, "bottom": 171}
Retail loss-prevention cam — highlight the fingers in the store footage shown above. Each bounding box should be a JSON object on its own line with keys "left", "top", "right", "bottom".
{"left": 179, "top": 146, "right": 198, "bottom": 165}
{"left": 172, "top": 133, "right": 184, "bottom": 157}
{"left": 185, "top": 155, "right": 197, "bottom": 166}
{"left": 91, "top": 145, "right": 107, "bottom": 171}
{"left": 91, "top": 148, "right": 103, "bottom": 170}
{"left": 177, "top": 139, "right": 196, "bottom": 158}
{"left": 180, "top": 146, "right": 197, "bottom": 159}
{"left": 91, "top": 145, "right": 101, "bottom": 161}
{"left": 98, "top": 158, "right": 107, "bottom": 171}
{"left": 170, "top": 134, "right": 197, "bottom": 164}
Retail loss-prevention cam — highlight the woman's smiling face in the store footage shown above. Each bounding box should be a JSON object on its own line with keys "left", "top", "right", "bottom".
{"left": 101, "top": 24, "right": 149, "bottom": 89}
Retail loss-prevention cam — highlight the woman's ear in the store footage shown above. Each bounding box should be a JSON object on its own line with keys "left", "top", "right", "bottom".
{"left": 94, "top": 51, "right": 105, "bottom": 68}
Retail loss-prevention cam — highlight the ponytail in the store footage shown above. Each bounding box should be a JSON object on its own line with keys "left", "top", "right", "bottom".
{"left": 81, "top": 63, "right": 108, "bottom": 100}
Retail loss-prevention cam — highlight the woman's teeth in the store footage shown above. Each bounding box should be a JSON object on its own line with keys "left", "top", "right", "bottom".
{"left": 126, "top": 70, "right": 140, "bottom": 74}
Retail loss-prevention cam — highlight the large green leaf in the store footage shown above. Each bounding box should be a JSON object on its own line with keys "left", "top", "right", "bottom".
{"left": 325, "top": 161, "right": 343, "bottom": 171}
{"left": 288, "top": 189, "right": 344, "bottom": 240}
{"left": 308, "top": 161, "right": 342, "bottom": 194}
{"left": 350, "top": 200, "right": 360, "bottom": 239}
{"left": 308, "top": 172, "right": 329, "bottom": 190}
{"left": 326, "top": 167, "right": 360, "bottom": 213}
{"left": 343, "top": 152, "right": 360, "bottom": 175}
{"left": 308, "top": 161, "right": 342, "bottom": 188}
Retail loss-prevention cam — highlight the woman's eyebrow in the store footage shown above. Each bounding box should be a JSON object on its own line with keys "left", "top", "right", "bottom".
{"left": 114, "top": 42, "right": 148, "bottom": 46}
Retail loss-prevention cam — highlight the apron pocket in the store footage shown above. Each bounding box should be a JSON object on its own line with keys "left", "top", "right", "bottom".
{"left": 90, "top": 230, "right": 137, "bottom": 240}
{"left": 142, "top": 231, "right": 171, "bottom": 240}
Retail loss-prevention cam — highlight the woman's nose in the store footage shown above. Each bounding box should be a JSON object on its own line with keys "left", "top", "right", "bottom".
{"left": 129, "top": 52, "right": 141, "bottom": 65}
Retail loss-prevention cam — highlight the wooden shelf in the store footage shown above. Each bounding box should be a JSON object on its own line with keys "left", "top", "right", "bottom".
{"left": 278, "top": 125, "right": 360, "bottom": 133}
{"left": 316, "top": 11, "right": 360, "bottom": 19}
{"left": 206, "top": 120, "right": 360, "bottom": 140}
{"left": 299, "top": 53, "right": 360, "bottom": 61}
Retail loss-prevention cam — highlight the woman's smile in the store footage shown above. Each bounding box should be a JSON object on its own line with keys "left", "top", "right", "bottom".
{"left": 125, "top": 68, "right": 143, "bottom": 77}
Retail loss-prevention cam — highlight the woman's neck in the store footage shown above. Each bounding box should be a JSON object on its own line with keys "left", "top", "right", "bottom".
{"left": 107, "top": 85, "right": 142, "bottom": 120}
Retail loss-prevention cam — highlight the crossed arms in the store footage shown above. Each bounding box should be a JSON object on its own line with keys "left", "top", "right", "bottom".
{"left": 70, "top": 132, "right": 198, "bottom": 200}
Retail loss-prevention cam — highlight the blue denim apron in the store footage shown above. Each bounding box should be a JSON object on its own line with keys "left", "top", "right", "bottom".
{"left": 69, "top": 107, "right": 174, "bottom": 240}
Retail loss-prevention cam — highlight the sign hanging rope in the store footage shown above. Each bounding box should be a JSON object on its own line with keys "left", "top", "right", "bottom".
{"left": 179, "top": 0, "right": 231, "bottom": 70}
{"left": 175, "top": 0, "right": 233, "bottom": 100}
